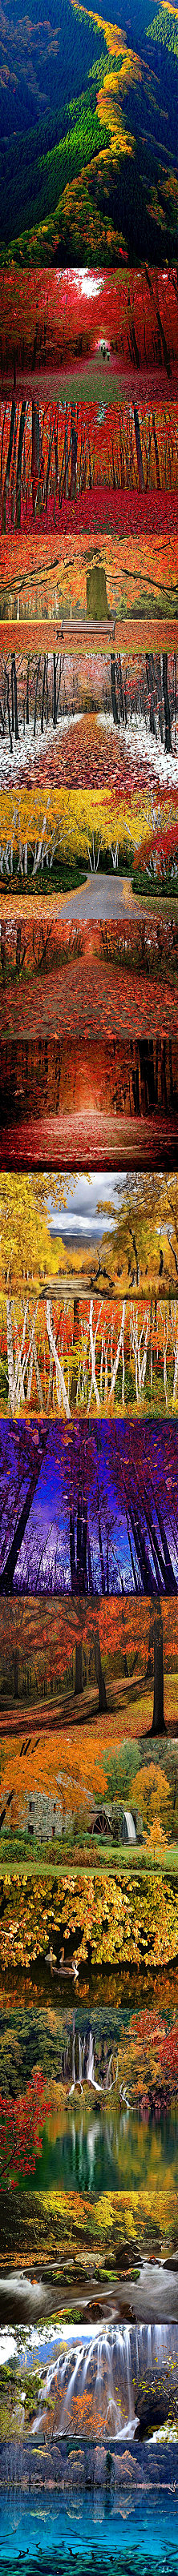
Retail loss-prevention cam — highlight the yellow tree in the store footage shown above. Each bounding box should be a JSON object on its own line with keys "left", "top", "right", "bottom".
{"left": 131, "top": 1761, "right": 172, "bottom": 1839}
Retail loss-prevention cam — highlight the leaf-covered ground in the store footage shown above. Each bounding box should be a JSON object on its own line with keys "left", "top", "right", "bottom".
{"left": 2, "top": 946, "right": 178, "bottom": 1039}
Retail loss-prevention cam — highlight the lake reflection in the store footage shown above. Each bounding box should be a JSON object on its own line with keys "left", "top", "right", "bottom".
{"left": 22, "top": 2090, "right": 178, "bottom": 2200}
{"left": 1, "top": 2486, "right": 178, "bottom": 2571}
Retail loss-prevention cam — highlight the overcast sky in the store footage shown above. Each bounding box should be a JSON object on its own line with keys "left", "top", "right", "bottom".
{"left": 49, "top": 1171, "right": 127, "bottom": 1239}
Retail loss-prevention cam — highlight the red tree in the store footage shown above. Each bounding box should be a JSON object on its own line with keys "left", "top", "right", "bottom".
{"left": 0, "top": 2068, "right": 50, "bottom": 2188}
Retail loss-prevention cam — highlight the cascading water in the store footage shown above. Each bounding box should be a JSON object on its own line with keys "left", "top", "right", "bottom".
{"left": 87, "top": 2031, "right": 95, "bottom": 2083}
{"left": 68, "top": 2026, "right": 121, "bottom": 2095}
{"left": 31, "top": 2319, "right": 177, "bottom": 2445}
{"left": 86, "top": 2031, "right": 102, "bottom": 2092}
{"left": 123, "top": 1810, "right": 136, "bottom": 1843}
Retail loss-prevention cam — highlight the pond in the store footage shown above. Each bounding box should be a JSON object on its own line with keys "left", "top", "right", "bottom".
{"left": 20, "top": 2086, "right": 178, "bottom": 2201}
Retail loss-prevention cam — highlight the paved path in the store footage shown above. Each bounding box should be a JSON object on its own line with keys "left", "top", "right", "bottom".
{"left": 62, "top": 873, "right": 178, "bottom": 923}
{"left": 62, "top": 873, "right": 146, "bottom": 922}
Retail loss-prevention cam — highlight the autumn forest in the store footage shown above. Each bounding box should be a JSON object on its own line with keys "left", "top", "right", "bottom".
{"left": 1, "top": 255, "right": 178, "bottom": 2562}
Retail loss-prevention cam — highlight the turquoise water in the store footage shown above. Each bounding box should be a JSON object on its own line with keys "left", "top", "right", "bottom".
{"left": 21, "top": 2096, "right": 178, "bottom": 2200}
{"left": 1, "top": 2487, "right": 178, "bottom": 2570}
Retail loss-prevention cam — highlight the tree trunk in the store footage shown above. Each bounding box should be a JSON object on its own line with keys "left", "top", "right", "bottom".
{"left": 70, "top": 1509, "right": 76, "bottom": 1593}
{"left": 75, "top": 1638, "right": 83, "bottom": 1695}
{"left": 32, "top": 402, "right": 40, "bottom": 520}
{"left": 117, "top": 653, "right": 125, "bottom": 721}
{"left": 152, "top": 413, "right": 160, "bottom": 489}
{"left": 162, "top": 652, "right": 172, "bottom": 754}
{"left": 11, "top": 654, "right": 18, "bottom": 741}
{"left": 146, "top": 655, "right": 156, "bottom": 737}
{"left": 95, "top": 1625, "right": 107, "bottom": 1711}
{"left": 76, "top": 1482, "right": 87, "bottom": 1593}
{"left": 16, "top": 926, "right": 22, "bottom": 973}
{"left": 87, "top": 564, "right": 108, "bottom": 620}
{"left": 71, "top": 1299, "right": 80, "bottom": 1411}
{"left": 152, "top": 1605, "right": 165, "bottom": 1733}
{"left": 155, "top": 654, "right": 164, "bottom": 742}
{"left": 34, "top": 657, "right": 41, "bottom": 737}
{"left": 6, "top": 671, "right": 12, "bottom": 753}
{"left": 0, "top": 1427, "right": 50, "bottom": 1595}
{"left": 133, "top": 406, "right": 144, "bottom": 491}
{"left": 15, "top": 400, "right": 26, "bottom": 530}
{"left": 71, "top": 407, "right": 78, "bottom": 502}
{"left": 2, "top": 400, "right": 16, "bottom": 528}
{"left": 53, "top": 653, "right": 57, "bottom": 727}
{"left": 111, "top": 654, "right": 119, "bottom": 725}
{"left": 41, "top": 657, "right": 46, "bottom": 733}
{"left": 64, "top": 420, "right": 68, "bottom": 498}
{"left": 11, "top": 655, "right": 14, "bottom": 734}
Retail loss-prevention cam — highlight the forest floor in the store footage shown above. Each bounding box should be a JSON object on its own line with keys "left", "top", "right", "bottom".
{"left": 1, "top": 709, "right": 178, "bottom": 798}
{"left": 2, "top": 1109, "right": 178, "bottom": 1167}
{"left": 2, "top": 956, "right": 178, "bottom": 1039}
{"left": 0, "top": 1676, "right": 177, "bottom": 1737}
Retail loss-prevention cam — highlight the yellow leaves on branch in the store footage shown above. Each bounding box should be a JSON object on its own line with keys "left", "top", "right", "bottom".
{"left": 0, "top": 1175, "right": 51, "bottom": 1293}
{"left": 0, "top": 781, "right": 155, "bottom": 858}
{"left": 1, "top": 1865, "right": 178, "bottom": 1971}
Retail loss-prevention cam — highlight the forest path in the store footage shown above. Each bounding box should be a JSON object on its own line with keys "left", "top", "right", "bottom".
{"left": 62, "top": 872, "right": 142, "bottom": 920}
{"left": 2, "top": 1110, "right": 178, "bottom": 1169}
{"left": 2, "top": 956, "right": 178, "bottom": 1038}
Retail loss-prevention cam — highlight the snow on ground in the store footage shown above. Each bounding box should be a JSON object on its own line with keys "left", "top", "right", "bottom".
{"left": 99, "top": 710, "right": 178, "bottom": 788}
{"left": 0, "top": 709, "right": 83, "bottom": 789}
{"left": 0, "top": 705, "right": 178, "bottom": 794}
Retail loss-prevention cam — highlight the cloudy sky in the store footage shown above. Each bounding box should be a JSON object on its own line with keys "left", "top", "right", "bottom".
{"left": 49, "top": 1171, "right": 127, "bottom": 1240}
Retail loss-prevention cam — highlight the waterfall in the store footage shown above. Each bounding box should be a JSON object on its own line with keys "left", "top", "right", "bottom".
{"left": 86, "top": 2030, "right": 102, "bottom": 2092}
{"left": 31, "top": 2318, "right": 178, "bottom": 2445}
{"left": 87, "top": 2030, "right": 95, "bottom": 2084}
{"left": 123, "top": 1809, "right": 136, "bottom": 1842}
{"left": 70, "top": 2025, "right": 102, "bottom": 2092}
